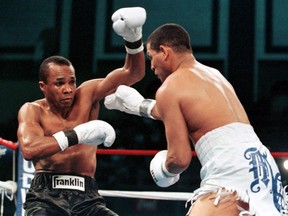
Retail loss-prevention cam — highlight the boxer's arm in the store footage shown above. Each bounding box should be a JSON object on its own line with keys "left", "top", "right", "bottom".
{"left": 97, "top": 7, "right": 146, "bottom": 94}
{"left": 78, "top": 51, "right": 145, "bottom": 103}
{"left": 95, "top": 51, "right": 145, "bottom": 97}
{"left": 150, "top": 150, "right": 180, "bottom": 187}
{"left": 17, "top": 102, "right": 62, "bottom": 160}
{"left": 17, "top": 103, "right": 116, "bottom": 161}
{"left": 104, "top": 85, "right": 158, "bottom": 119}
{"left": 78, "top": 7, "right": 146, "bottom": 102}
{"left": 53, "top": 120, "right": 115, "bottom": 150}
{"left": 149, "top": 87, "right": 191, "bottom": 187}
{"left": 156, "top": 86, "right": 192, "bottom": 174}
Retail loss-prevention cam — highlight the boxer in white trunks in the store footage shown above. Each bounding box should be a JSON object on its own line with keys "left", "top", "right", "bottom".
{"left": 104, "top": 23, "right": 288, "bottom": 215}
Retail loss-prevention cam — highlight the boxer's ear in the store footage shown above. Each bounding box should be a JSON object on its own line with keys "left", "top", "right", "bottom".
{"left": 39, "top": 81, "right": 45, "bottom": 91}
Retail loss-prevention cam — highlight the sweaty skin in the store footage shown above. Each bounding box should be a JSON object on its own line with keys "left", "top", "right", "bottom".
{"left": 17, "top": 53, "right": 145, "bottom": 177}
{"left": 140, "top": 24, "right": 286, "bottom": 215}
{"left": 146, "top": 43, "right": 250, "bottom": 175}
{"left": 146, "top": 43, "right": 253, "bottom": 215}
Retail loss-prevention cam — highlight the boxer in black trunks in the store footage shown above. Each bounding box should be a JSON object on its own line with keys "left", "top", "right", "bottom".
{"left": 25, "top": 173, "right": 114, "bottom": 215}
{"left": 17, "top": 7, "right": 146, "bottom": 215}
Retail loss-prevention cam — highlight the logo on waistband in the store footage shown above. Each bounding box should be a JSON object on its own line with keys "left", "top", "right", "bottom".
{"left": 52, "top": 175, "right": 85, "bottom": 191}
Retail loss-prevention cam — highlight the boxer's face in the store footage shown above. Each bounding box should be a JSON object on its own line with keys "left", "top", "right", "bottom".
{"left": 146, "top": 43, "right": 170, "bottom": 82}
{"left": 39, "top": 63, "right": 76, "bottom": 109}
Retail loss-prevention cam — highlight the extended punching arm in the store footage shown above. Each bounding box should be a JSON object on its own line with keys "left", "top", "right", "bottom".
{"left": 104, "top": 85, "right": 156, "bottom": 119}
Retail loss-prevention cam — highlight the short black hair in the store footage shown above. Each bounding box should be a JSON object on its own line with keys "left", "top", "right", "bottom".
{"left": 146, "top": 23, "right": 192, "bottom": 53}
{"left": 39, "top": 56, "right": 72, "bottom": 83}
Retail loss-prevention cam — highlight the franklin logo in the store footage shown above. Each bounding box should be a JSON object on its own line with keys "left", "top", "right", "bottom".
{"left": 52, "top": 175, "right": 85, "bottom": 191}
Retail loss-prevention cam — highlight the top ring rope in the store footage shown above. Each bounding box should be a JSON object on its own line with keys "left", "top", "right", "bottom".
{"left": 97, "top": 149, "right": 196, "bottom": 156}
{"left": 0, "top": 137, "right": 18, "bottom": 151}
{"left": 0, "top": 139, "right": 287, "bottom": 158}
{"left": 96, "top": 149, "right": 288, "bottom": 158}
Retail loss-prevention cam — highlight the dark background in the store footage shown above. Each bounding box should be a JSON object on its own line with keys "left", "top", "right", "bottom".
{"left": 0, "top": 0, "right": 287, "bottom": 215}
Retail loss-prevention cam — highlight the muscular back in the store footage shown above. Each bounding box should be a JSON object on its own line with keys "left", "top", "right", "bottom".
{"left": 156, "top": 60, "right": 250, "bottom": 145}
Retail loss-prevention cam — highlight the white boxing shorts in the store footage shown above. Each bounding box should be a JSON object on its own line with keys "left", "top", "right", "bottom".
{"left": 187, "top": 123, "right": 288, "bottom": 216}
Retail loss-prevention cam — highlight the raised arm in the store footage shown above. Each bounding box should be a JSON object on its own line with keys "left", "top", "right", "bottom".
{"left": 81, "top": 7, "right": 146, "bottom": 101}
{"left": 99, "top": 7, "right": 146, "bottom": 93}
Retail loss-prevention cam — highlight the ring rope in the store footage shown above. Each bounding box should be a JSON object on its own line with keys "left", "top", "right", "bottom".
{"left": 0, "top": 138, "right": 18, "bottom": 150}
{"left": 97, "top": 149, "right": 198, "bottom": 156}
{"left": 98, "top": 190, "right": 192, "bottom": 201}
{"left": 97, "top": 148, "right": 288, "bottom": 200}
{"left": 0, "top": 138, "right": 287, "bottom": 203}
{"left": 0, "top": 138, "right": 287, "bottom": 158}
{"left": 97, "top": 149, "right": 288, "bottom": 158}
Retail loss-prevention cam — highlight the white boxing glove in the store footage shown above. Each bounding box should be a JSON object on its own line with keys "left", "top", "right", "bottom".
{"left": 53, "top": 120, "right": 116, "bottom": 150}
{"left": 150, "top": 150, "right": 180, "bottom": 187}
{"left": 111, "top": 7, "right": 146, "bottom": 54}
{"left": 104, "top": 85, "right": 156, "bottom": 119}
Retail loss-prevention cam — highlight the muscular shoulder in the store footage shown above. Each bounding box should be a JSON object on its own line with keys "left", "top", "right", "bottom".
{"left": 156, "top": 70, "right": 200, "bottom": 115}
{"left": 19, "top": 100, "right": 43, "bottom": 112}
{"left": 76, "top": 79, "right": 103, "bottom": 101}
{"left": 155, "top": 76, "right": 183, "bottom": 119}
{"left": 157, "top": 70, "right": 192, "bottom": 99}
{"left": 18, "top": 100, "right": 44, "bottom": 123}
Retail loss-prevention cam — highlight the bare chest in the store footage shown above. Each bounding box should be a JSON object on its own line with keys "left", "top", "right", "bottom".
{"left": 40, "top": 116, "right": 79, "bottom": 136}
{"left": 41, "top": 109, "right": 98, "bottom": 136}
{"left": 39, "top": 99, "right": 100, "bottom": 135}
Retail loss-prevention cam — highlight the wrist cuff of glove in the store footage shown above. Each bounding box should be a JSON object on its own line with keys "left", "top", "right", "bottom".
{"left": 125, "top": 39, "right": 144, "bottom": 54}
{"left": 53, "top": 130, "right": 79, "bottom": 151}
{"left": 161, "top": 162, "right": 177, "bottom": 178}
{"left": 140, "top": 99, "right": 156, "bottom": 119}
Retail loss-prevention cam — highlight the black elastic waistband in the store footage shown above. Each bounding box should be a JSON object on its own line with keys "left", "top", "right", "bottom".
{"left": 30, "top": 173, "right": 98, "bottom": 191}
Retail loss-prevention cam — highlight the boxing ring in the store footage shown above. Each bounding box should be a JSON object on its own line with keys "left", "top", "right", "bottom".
{"left": 1, "top": 137, "right": 288, "bottom": 215}
{"left": 0, "top": 138, "right": 18, "bottom": 216}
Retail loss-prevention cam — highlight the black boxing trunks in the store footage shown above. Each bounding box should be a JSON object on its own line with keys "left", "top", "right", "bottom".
{"left": 24, "top": 173, "right": 118, "bottom": 216}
